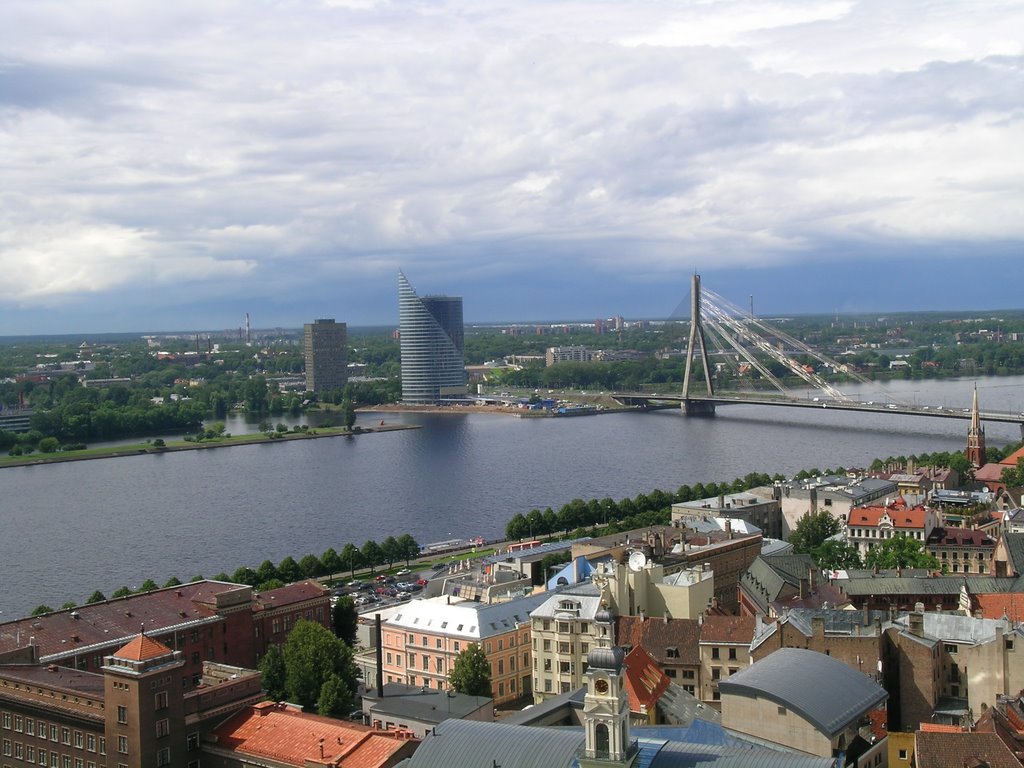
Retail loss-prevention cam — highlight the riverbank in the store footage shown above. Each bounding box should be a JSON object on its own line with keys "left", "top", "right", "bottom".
{"left": 0, "top": 422, "right": 419, "bottom": 470}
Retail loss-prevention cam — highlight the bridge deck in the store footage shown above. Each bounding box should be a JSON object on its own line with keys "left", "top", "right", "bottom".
{"left": 611, "top": 393, "right": 1024, "bottom": 424}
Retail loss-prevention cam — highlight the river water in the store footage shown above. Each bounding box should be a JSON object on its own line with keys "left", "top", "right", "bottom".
{"left": 1, "top": 376, "right": 1021, "bottom": 619}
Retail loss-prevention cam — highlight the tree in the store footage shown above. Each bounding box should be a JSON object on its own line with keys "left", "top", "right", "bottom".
{"left": 810, "top": 540, "right": 863, "bottom": 570}
{"left": 299, "top": 554, "right": 322, "bottom": 579}
{"left": 788, "top": 511, "right": 842, "bottom": 554}
{"left": 138, "top": 579, "right": 158, "bottom": 592}
{"left": 111, "top": 586, "right": 132, "bottom": 599}
{"left": 277, "top": 556, "right": 303, "bottom": 583}
{"left": 259, "top": 644, "right": 287, "bottom": 701}
{"left": 505, "top": 513, "right": 529, "bottom": 541}
{"left": 1001, "top": 458, "right": 1024, "bottom": 488}
{"left": 283, "top": 619, "right": 358, "bottom": 711}
{"left": 255, "top": 560, "right": 279, "bottom": 585}
{"left": 341, "top": 386, "right": 357, "bottom": 431}
{"left": 86, "top": 590, "right": 106, "bottom": 604}
{"left": 38, "top": 436, "right": 60, "bottom": 453}
{"left": 317, "top": 672, "right": 354, "bottom": 718}
{"left": 320, "top": 547, "right": 342, "bottom": 578}
{"left": 31, "top": 605, "right": 53, "bottom": 616}
{"left": 448, "top": 643, "right": 492, "bottom": 697}
{"left": 163, "top": 576, "right": 182, "bottom": 588}
{"left": 381, "top": 536, "right": 401, "bottom": 568}
{"left": 396, "top": 534, "right": 420, "bottom": 566}
{"left": 361, "top": 540, "right": 383, "bottom": 574}
{"left": 340, "top": 543, "right": 363, "bottom": 576}
{"left": 864, "top": 535, "right": 941, "bottom": 570}
{"left": 332, "top": 597, "right": 358, "bottom": 646}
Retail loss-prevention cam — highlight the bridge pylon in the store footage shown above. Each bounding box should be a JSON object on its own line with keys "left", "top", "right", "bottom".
{"left": 681, "top": 274, "right": 715, "bottom": 417}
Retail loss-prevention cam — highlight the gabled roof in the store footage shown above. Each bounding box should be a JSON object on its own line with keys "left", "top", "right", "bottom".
{"left": 623, "top": 646, "right": 670, "bottom": 713}
{"left": 114, "top": 633, "right": 172, "bottom": 661}
{"left": 615, "top": 615, "right": 701, "bottom": 666}
{"left": 699, "top": 615, "right": 755, "bottom": 645}
{"left": 971, "top": 593, "right": 1024, "bottom": 622}
{"left": 848, "top": 500, "right": 928, "bottom": 529}
{"left": 926, "top": 527, "right": 996, "bottom": 547}
{"left": 388, "top": 592, "right": 549, "bottom": 640}
{"left": 210, "top": 701, "right": 416, "bottom": 768}
{"left": 1000, "top": 532, "right": 1024, "bottom": 574}
{"left": 915, "top": 731, "right": 1020, "bottom": 768}
{"left": 719, "top": 648, "right": 887, "bottom": 737}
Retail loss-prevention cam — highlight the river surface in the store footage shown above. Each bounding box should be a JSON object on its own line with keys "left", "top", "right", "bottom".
{"left": 1, "top": 376, "right": 1022, "bottom": 619}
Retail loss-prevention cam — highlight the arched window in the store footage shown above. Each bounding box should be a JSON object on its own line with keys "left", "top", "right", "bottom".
{"left": 595, "top": 723, "right": 610, "bottom": 758}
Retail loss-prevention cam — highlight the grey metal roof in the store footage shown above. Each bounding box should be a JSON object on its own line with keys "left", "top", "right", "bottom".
{"left": 1003, "top": 533, "right": 1024, "bottom": 573}
{"left": 530, "top": 581, "right": 602, "bottom": 620}
{"left": 405, "top": 718, "right": 584, "bottom": 768}
{"left": 365, "top": 683, "right": 491, "bottom": 723}
{"left": 718, "top": 648, "right": 887, "bottom": 737}
{"left": 647, "top": 741, "right": 835, "bottom": 768}
{"left": 838, "top": 575, "right": 1017, "bottom": 596}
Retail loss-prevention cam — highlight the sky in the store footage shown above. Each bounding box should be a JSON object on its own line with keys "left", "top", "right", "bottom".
{"left": 2, "top": 0, "right": 1023, "bottom": 334}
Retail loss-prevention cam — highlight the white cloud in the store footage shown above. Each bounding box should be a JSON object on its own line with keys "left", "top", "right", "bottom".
{"left": 0, "top": 0, "right": 1021, "bottom": 327}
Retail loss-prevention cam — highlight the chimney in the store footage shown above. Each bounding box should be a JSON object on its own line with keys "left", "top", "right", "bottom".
{"left": 812, "top": 616, "right": 825, "bottom": 638}
{"left": 718, "top": 494, "right": 725, "bottom": 510}
{"left": 375, "top": 614, "right": 384, "bottom": 697}
{"left": 724, "top": 520, "right": 733, "bottom": 539}
{"left": 908, "top": 610, "right": 925, "bottom": 638}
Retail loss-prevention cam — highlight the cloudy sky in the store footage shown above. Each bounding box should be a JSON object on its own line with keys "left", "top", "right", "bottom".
{"left": 2, "top": 0, "right": 1022, "bottom": 334}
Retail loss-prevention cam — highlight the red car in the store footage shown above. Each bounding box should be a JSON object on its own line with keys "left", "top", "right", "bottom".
{"left": 416, "top": 578, "right": 429, "bottom": 586}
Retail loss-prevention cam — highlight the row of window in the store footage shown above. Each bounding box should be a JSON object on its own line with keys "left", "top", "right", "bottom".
{"left": 0, "top": 716, "right": 104, "bottom": 755}
{"left": 1, "top": 741, "right": 99, "bottom": 767}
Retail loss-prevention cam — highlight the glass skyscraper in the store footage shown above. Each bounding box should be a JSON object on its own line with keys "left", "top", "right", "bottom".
{"left": 399, "top": 271, "right": 467, "bottom": 403}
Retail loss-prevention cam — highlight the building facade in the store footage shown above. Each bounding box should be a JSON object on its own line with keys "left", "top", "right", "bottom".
{"left": 398, "top": 272, "right": 466, "bottom": 404}
{"left": 380, "top": 594, "right": 547, "bottom": 704}
{"left": 303, "top": 319, "right": 348, "bottom": 393}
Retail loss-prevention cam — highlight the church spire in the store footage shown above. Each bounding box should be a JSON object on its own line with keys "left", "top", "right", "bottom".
{"left": 967, "top": 384, "right": 986, "bottom": 468}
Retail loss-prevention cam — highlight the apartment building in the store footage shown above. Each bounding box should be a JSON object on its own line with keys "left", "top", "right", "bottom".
{"left": 925, "top": 527, "right": 997, "bottom": 574}
{"left": 698, "top": 615, "right": 755, "bottom": 709}
{"left": 380, "top": 593, "right": 549, "bottom": 704}
{"left": 846, "top": 498, "right": 939, "bottom": 559}
{"left": 530, "top": 583, "right": 603, "bottom": 703}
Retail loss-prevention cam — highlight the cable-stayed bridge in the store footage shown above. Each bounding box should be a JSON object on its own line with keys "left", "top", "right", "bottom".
{"left": 611, "top": 275, "right": 1024, "bottom": 432}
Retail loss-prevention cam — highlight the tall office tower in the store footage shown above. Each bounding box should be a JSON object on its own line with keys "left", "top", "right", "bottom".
{"left": 399, "top": 271, "right": 467, "bottom": 403}
{"left": 303, "top": 318, "right": 348, "bottom": 393}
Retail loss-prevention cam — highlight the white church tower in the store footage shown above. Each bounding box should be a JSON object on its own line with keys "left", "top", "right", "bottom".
{"left": 579, "top": 605, "right": 638, "bottom": 768}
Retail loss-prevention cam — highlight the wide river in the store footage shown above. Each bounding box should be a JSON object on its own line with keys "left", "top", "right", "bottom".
{"left": 2, "top": 376, "right": 1022, "bottom": 619}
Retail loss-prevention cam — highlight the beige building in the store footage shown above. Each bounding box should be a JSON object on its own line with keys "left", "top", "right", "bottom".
{"left": 698, "top": 615, "right": 755, "bottom": 709}
{"left": 592, "top": 558, "right": 715, "bottom": 621}
{"left": 720, "top": 648, "right": 888, "bottom": 767}
{"left": 530, "top": 583, "right": 604, "bottom": 702}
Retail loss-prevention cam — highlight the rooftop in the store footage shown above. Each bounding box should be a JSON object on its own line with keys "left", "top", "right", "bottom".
{"left": 0, "top": 580, "right": 251, "bottom": 661}
{"left": 616, "top": 615, "right": 701, "bottom": 666}
{"left": 719, "top": 648, "right": 887, "bottom": 737}
{"left": 386, "top": 592, "right": 551, "bottom": 640}
{"left": 113, "top": 633, "right": 173, "bottom": 662}
{"left": 700, "top": 615, "right": 756, "bottom": 645}
{"left": 915, "top": 731, "right": 1020, "bottom": 768}
{"left": 209, "top": 701, "right": 416, "bottom": 768}
{"left": 363, "top": 683, "right": 491, "bottom": 723}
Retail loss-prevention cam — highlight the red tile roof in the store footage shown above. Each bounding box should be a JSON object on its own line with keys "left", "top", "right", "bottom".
{"left": 210, "top": 702, "right": 416, "bottom": 768}
{"left": 114, "top": 633, "right": 173, "bottom": 661}
{"left": 971, "top": 593, "right": 1024, "bottom": 622}
{"left": 1000, "top": 446, "right": 1024, "bottom": 467}
{"left": 848, "top": 499, "right": 927, "bottom": 529}
{"left": 699, "top": 615, "right": 755, "bottom": 644}
{"left": 622, "top": 646, "right": 670, "bottom": 714}
{"left": 918, "top": 722, "right": 964, "bottom": 733}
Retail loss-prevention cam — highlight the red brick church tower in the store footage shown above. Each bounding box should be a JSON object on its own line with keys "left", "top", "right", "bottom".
{"left": 967, "top": 384, "right": 986, "bottom": 468}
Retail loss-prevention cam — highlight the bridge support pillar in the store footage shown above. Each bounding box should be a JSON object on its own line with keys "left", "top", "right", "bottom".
{"left": 682, "top": 399, "right": 716, "bottom": 417}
